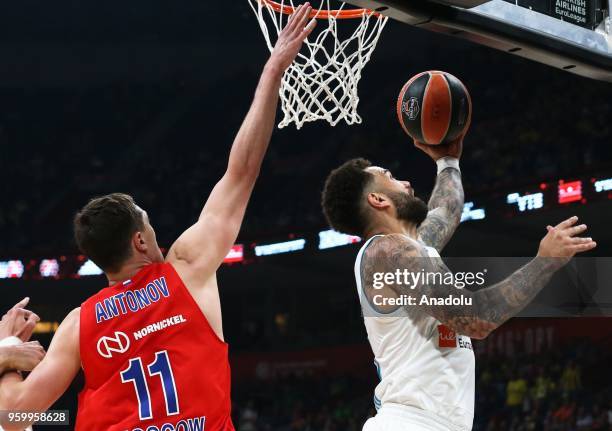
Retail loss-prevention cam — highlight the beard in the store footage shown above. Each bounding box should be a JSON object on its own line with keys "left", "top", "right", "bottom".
{"left": 387, "top": 191, "right": 429, "bottom": 226}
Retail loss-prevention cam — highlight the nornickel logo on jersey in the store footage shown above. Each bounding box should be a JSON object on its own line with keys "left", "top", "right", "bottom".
{"left": 96, "top": 331, "right": 130, "bottom": 358}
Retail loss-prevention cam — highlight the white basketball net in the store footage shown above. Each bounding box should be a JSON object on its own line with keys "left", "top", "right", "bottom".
{"left": 248, "top": 0, "right": 388, "bottom": 129}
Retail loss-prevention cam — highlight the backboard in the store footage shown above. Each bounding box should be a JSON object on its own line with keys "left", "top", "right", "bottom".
{"left": 347, "top": 0, "right": 612, "bottom": 81}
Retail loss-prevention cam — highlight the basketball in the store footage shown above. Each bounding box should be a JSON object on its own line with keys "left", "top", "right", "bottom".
{"left": 397, "top": 71, "right": 472, "bottom": 146}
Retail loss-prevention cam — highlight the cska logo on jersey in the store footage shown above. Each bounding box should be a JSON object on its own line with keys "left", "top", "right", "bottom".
{"left": 97, "top": 331, "right": 131, "bottom": 358}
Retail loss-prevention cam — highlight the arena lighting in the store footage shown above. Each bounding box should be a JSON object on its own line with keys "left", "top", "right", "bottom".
{"left": 77, "top": 259, "right": 104, "bottom": 276}
{"left": 558, "top": 180, "right": 583, "bottom": 204}
{"left": 594, "top": 177, "right": 612, "bottom": 192}
{"left": 318, "top": 229, "right": 361, "bottom": 250}
{"left": 39, "top": 259, "right": 60, "bottom": 278}
{"left": 0, "top": 260, "right": 25, "bottom": 279}
{"left": 506, "top": 192, "right": 544, "bottom": 212}
{"left": 223, "top": 244, "right": 244, "bottom": 263}
{"left": 33, "top": 321, "right": 60, "bottom": 334}
{"left": 460, "top": 202, "right": 486, "bottom": 222}
{"left": 255, "top": 239, "right": 306, "bottom": 256}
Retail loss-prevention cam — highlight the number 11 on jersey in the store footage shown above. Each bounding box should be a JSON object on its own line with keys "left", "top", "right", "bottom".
{"left": 120, "top": 350, "right": 180, "bottom": 420}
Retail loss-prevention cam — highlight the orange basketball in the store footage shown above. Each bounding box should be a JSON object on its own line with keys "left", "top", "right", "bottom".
{"left": 397, "top": 71, "right": 472, "bottom": 146}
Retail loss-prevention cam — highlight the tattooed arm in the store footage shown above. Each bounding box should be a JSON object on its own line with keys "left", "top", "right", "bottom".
{"left": 362, "top": 216, "right": 596, "bottom": 339}
{"left": 417, "top": 167, "right": 464, "bottom": 252}
{"left": 412, "top": 133, "right": 465, "bottom": 252}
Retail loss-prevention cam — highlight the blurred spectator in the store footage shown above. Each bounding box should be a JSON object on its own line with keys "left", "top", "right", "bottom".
{"left": 506, "top": 370, "right": 528, "bottom": 417}
{"left": 560, "top": 359, "right": 581, "bottom": 394}
{"left": 575, "top": 406, "right": 593, "bottom": 430}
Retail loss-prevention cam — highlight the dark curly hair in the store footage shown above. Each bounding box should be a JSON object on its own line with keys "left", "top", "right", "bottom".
{"left": 74, "top": 193, "right": 144, "bottom": 273}
{"left": 321, "top": 158, "right": 374, "bottom": 236}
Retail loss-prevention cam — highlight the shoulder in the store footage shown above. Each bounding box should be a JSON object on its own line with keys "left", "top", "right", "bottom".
{"left": 62, "top": 308, "right": 80, "bottom": 333}
{"left": 66, "top": 307, "right": 80, "bottom": 318}
{"left": 49, "top": 308, "right": 80, "bottom": 355}
{"left": 363, "top": 234, "right": 427, "bottom": 262}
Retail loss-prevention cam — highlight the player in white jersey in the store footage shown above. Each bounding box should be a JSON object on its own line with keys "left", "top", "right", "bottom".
{"left": 321, "top": 136, "right": 597, "bottom": 430}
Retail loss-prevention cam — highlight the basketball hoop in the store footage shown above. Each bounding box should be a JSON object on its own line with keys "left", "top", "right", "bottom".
{"left": 248, "top": 0, "right": 389, "bottom": 129}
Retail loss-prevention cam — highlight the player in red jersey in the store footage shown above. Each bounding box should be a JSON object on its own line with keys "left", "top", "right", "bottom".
{"left": 0, "top": 5, "right": 316, "bottom": 430}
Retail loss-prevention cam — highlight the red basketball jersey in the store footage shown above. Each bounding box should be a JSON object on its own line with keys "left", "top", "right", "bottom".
{"left": 76, "top": 263, "right": 234, "bottom": 431}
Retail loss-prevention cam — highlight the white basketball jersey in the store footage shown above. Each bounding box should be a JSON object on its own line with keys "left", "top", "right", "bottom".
{"left": 355, "top": 235, "right": 475, "bottom": 431}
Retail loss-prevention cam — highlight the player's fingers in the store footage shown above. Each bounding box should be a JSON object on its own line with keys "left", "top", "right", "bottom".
{"left": 11, "top": 307, "right": 29, "bottom": 320}
{"left": 20, "top": 315, "right": 38, "bottom": 340}
{"left": 22, "top": 341, "right": 42, "bottom": 349}
{"left": 566, "top": 224, "right": 587, "bottom": 237}
{"left": 571, "top": 241, "right": 597, "bottom": 252}
{"left": 555, "top": 216, "right": 578, "bottom": 230}
{"left": 413, "top": 141, "right": 427, "bottom": 150}
{"left": 25, "top": 342, "right": 46, "bottom": 358}
{"left": 14, "top": 308, "right": 36, "bottom": 321}
{"left": 571, "top": 236, "right": 593, "bottom": 244}
{"left": 25, "top": 311, "right": 40, "bottom": 323}
{"left": 290, "top": 5, "right": 312, "bottom": 38}
{"left": 287, "top": 3, "right": 307, "bottom": 33}
{"left": 283, "top": 4, "right": 302, "bottom": 33}
{"left": 300, "top": 18, "right": 317, "bottom": 39}
{"left": 13, "top": 297, "right": 29, "bottom": 310}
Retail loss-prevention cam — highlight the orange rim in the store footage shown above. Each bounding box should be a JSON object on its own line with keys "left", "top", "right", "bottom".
{"left": 261, "top": 0, "right": 380, "bottom": 19}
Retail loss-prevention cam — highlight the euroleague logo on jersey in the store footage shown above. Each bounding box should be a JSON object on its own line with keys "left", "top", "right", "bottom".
{"left": 96, "top": 331, "right": 130, "bottom": 358}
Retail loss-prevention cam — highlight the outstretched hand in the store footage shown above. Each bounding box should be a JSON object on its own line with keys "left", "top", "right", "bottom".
{"left": 537, "top": 216, "right": 597, "bottom": 259}
{"left": 413, "top": 135, "right": 464, "bottom": 161}
{"left": 414, "top": 108, "right": 471, "bottom": 161}
{"left": 268, "top": 3, "right": 317, "bottom": 72}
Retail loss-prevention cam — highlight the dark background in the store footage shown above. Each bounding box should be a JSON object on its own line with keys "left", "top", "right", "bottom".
{"left": 1, "top": 1, "right": 611, "bottom": 430}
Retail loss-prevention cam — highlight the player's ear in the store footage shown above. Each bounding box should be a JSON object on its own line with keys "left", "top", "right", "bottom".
{"left": 366, "top": 192, "right": 391, "bottom": 210}
{"left": 133, "top": 231, "right": 148, "bottom": 253}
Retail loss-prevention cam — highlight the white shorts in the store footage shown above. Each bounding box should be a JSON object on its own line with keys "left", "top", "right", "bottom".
{"left": 363, "top": 404, "right": 468, "bottom": 431}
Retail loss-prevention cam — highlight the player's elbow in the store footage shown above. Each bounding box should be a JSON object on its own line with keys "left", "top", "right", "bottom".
{"left": 466, "top": 328, "right": 493, "bottom": 340}
{"left": 226, "top": 155, "right": 262, "bottom": 182}
{"left": 0, "top": 399, "right": 22, "bottom": 429}
{"left": 445, "top": 316, "right": 498, "bottom": 340}
{"left": 0, "top": 389, "right": 21, "bottom": 412}
{"left": 465, "top": 320, "right": 499, "bottom": 340}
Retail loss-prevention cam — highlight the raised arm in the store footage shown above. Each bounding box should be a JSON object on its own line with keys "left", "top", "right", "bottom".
{"left": 362, "top": 216, "right": 596, "bottom": 339}
{"left": 0, "top": 308, "right": 81, "bottom": 430}
{"left": 167, "top": 4, "right": 316, "bottom": 282}
{"left": 415, "top": 137, "right": 465, "bottom": 252}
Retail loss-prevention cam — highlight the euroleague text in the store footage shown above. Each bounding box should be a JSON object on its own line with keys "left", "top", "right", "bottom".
{"left": 96, "top": 276, "right": 170, "bottom": 323}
